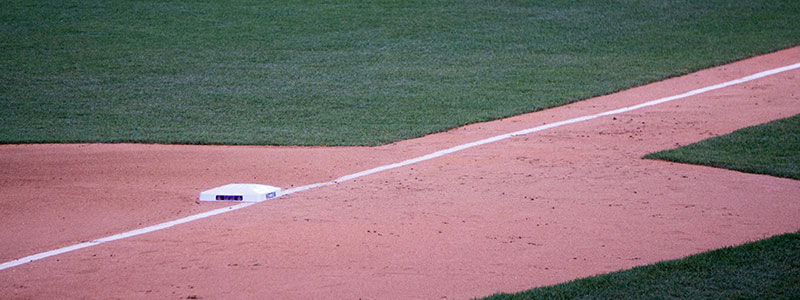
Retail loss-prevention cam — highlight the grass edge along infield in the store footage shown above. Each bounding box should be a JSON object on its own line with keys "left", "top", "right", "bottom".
{"left": 474, "top": 115, "right": 800, "bottom": 299}
{"left": 476, "top": 230, "right": 800, "bottom": 300}
{"left": 643, "top": 114, "right": 800, "bottom": 180}
{"left": 2, "top": 0, "right": 800, "bottom": 146}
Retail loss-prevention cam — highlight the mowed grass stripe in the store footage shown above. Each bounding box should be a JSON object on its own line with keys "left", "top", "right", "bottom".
{"left": 478, "top": 230, "right": 800, "bottom": 300}
{"left": 644, "top": 114, "right": 800, "bottom": 180}
{"left": 2, "top": 0, "right": 799, "bottom": 145}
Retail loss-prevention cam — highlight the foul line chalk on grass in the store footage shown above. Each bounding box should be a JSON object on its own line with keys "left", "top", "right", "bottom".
{"left": 2, "top": 62, "right": 799, "bottom": 272}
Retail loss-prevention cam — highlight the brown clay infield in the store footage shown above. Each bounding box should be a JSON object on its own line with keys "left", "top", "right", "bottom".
{"left": 1, "top": 47, "right": 799, "bottom": 299}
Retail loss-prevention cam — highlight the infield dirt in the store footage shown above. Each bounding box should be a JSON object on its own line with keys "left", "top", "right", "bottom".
{"left": 1, "top": 47, "right": 799, "bottom": 299}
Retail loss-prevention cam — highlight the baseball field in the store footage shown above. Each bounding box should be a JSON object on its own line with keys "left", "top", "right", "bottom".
{"left": 1, "top": 1, "right": 799, "bottom": 299}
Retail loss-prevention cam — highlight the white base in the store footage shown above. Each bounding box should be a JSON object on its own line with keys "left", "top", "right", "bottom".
{"left": 199, "top": 184, "right": 280, "bottom": 202}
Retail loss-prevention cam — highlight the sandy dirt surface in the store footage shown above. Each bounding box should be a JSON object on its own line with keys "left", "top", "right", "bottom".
{"left": 1, "top": 47, "right": 799, "bottom": 299}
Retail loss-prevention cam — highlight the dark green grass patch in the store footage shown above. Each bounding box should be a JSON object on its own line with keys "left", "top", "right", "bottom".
{"left": 478, "top": 230, "right": 800, "bottom": 300}
{"left": 2, "top": 1, "right": 800, "bottom": 145}
{"left": 644, "top": 114, "right": 800, "bottom": 180}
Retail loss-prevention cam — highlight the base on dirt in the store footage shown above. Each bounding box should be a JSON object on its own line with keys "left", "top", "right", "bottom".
{"left": 199, "top": 184, "right": 280, "bottom": 202}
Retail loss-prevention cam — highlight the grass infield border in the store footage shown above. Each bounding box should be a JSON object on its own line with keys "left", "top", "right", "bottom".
{"left": 644, "top": 114, "right": 800, "bottom": 180}
{"left": 477, "top": 230, "right": 800, "bottom": 300}
{"left": 2, "top": 0, "right": 800, "bottom": 145}
{"left": 474, "top": 116, "right": 800, "bottom": 299}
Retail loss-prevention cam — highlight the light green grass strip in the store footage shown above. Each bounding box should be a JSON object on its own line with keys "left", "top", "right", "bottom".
{"left": 644, "top": 114, "right": 800, "bottom": 180}
{"left": 478, "top": 230, "right": 800, "bottom": 300}
{"left": 2, "top": 1, "right": 800, "bottom": 145}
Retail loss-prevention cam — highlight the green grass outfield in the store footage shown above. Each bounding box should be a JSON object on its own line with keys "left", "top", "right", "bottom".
{"left": 478, "top": 230, "right": 800, "bottom": 300}
{"left": 2, "top": 0, "right": 799, "bottom": 145}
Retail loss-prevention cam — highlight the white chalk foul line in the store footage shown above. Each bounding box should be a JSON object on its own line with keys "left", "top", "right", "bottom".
{"left": 0, "top": 202, "right": 255, "bottom": 270}
{"left": 2, "top": 61, "right": 798, "bottom": 272}
{"left": 298, "top": 61, "right": 800, "bottom": 189}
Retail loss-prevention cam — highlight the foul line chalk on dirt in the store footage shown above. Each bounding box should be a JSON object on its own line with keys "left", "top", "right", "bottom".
{"left": 0, "top": 202, "right": 255, "bottom": 271}
{"left": 2, "top": 62, "right": 799, "bottom": 272}
{"left": 284, "top": 61, "right": 800, "bottom": 195}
